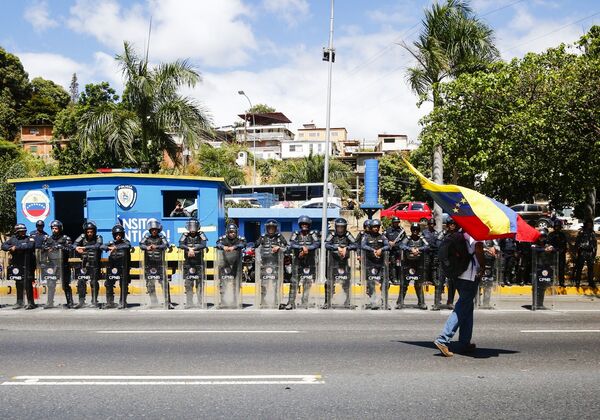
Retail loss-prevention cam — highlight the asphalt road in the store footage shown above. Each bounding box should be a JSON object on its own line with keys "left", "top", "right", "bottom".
{"left": 0, "top": 308, "right": 599, "bottom": 419}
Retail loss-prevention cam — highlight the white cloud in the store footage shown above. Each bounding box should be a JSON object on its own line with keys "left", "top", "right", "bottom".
{"left": 23, "top": 0, "right": 58, "bottom": 32}
{"left": 262, "top": 0, "right": 310, "bottom": 26}
{"left": 67, "top": 0, "right": 257, "bottom": 68}
{"left": 18, "top": 52, "right": 90, "bottom": 89}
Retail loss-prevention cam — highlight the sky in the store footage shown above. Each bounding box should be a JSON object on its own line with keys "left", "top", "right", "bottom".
{"left": 1, "top": 0, "right": 599, "bottom": 142}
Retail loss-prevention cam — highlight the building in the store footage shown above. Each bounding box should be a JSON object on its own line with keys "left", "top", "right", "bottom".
{"left": 374, "top": 133, "right": 419, "bottom": 153}
{"left": 236, "top": 112, "right": 294, "bottom": 160}
{"left": 7, "top": 173, "right": 229, "bottom": 246}
{"left": 296, "top": 123, "right": 347, "bottom": 142}
{"left": 20, "top": 124, "right": 63, "bottom": 161}
{"left": 280, "top": 139, "right": 333, "bottom": 159}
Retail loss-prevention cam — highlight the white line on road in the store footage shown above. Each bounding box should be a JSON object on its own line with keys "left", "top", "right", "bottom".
{"left": 520, "top": 329, "right": 600, "bottom": 333}
{"left": 1, "top": 375, "right": 323, "bottom": 386}
{"left": 95, "top": 330, "right": 300, "bottom": 334}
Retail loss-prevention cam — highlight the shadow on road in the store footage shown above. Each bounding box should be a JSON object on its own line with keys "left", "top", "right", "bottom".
{"left": 394, "top": 341, "right": 520, "bottom": 359}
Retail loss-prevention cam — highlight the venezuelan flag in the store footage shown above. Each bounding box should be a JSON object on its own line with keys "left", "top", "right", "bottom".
{"left": 403, "top": 158, "right": 540, "bottom": 242}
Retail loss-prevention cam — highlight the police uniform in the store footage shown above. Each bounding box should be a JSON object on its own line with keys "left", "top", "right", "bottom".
{"left": 254, "top": 229, "right": 288, "bottom": 307}
{"left": 41, "top": 230, "right": 73, "bottom": 308}
{"left": 499, "top": 238, "right": 518, "bottom": 285}
{"left": 573, "top": 227, "right": 597, "bottom": 288}
{"left": 548, "top": 228, "right": 568, "bottom": 287}
{"left": 215, "top": 231, "right": 246, "bottom": 306}
{"left": 179, "top": 230, "right": 208, "bottom": 307}
{"left": 72, "top": 229, "right": 103, "bottom": 308}
{"left": 361, "top": 231, "right": 390, "bottom": 309}
{"left": 423, "top": 226, "right": 444, "bottom": 309}
{"left": 140, "top": 231, "right": 170, "bottom": 307}
{"left": 400, "top": 233, "right": 429, "bottom": 309}
{"left": 324, "top": 230, "right": 356, "bottom": 308}
{"left": 1, "top": 228, "right": 36, "bottom": 309}
{"left": 383, "top": 225, "right": 406, "bottom": 284}
{"left": 102, "top": 232, "right": 131, "bottom": 309}
{"left": 287, "top": 229, "right": 320, "bottom": 308}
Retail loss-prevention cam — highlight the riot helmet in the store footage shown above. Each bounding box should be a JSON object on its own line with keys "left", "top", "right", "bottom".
{"left": 226, "top": 223, "right": 238, "bottom": 238}
{"left": 391, "top": 216, "right": 400, "bottom": 227}
{"left": 147, "top": 218, "right": 162, "bottom": 234}
{"left": 265, "top": 219, "right": 278, "bottom": 236}
{"left": 186, "top": 218, "right": 200, "bottom": 234}
{"left": 84, "top": 221, "right": 97, "bottom": 238}
{"left": 370, "top": 219, "right": 382, "bottom": 232}
{"left": 298, "top": 215, "right": 312, "bottom": 232}
{"left": 410, "top": 222, "right": 421, "bottom": 234}
{"left": 14, "top": 223, "right": 27, "bottom": 236}
{"left": 112, "top": 224, "right": 125, "bottom": 240}
{"left": 334, "top": 218, "right": 347, "bottom": 235}
{"left": 35, "top": 220, "right": 45, "bottom": 229}
{"left": 50, "top": 220, "right": 63, "bottom": 235}
{"left": 363, "top": 219, "right": 372, "bottom": 231}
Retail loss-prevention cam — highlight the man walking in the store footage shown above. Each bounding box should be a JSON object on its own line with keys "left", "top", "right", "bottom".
{"left": 434, "top": 230, "right": 485, "bottom": 357}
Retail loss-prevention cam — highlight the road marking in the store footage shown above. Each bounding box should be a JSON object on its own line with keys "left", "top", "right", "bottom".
{"left": 1, "top": 375, "right": 323, "bottom": 386}
{"left": 520, "top": 329, "right": 600, "bottom": 333}
{"left": 95, "top": 330, "right": 300, "bottom": 334}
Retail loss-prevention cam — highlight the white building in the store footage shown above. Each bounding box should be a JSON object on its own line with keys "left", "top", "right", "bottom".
{"left": 280, "top": 139, "right": 334, "bottom": 159}
{"left": 235, "top": 112, "right": 294, "bottom": 160}
{"left": 374, "top": 134, "right": 419, "bottom": 153}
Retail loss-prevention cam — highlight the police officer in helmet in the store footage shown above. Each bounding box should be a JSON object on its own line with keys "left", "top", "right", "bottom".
{"left": 286, "top": 215, "right": 320, "bottom": 310}
{"left": 215, "top": 223, "right": 246, "bottom": 308}
{"left": 254, "top": 219, "right": 288, "bottom": 307}
{"left": 399, "top": 222, "right": 429, "bottom": 309}
{"left": 140, "top": 218, "right": 171, "bottom": 308}
{"left": 73, "top": 221, "right": 103, "bottom": 308}
{"left": 573, "top": 219, "right": 597, "bottom": 288}
{"left": 102, "top": 224, "right": 131, "bottom": 309}
{"left": 41, "top": 220, "right": 73, "bottom": 308}
{"left": 178, "top": 218, "right": 208, "bottom": 308}
{"left": 324, "top": 217, "right": 356, "bottom": 309}
{"left": 361, "top": 219, "right": 390, "bottom": 309}
{"left": 384, "top": 216, "right": 406, "bottom": 285}
{"left": 1, "top": 224, "right": 36, "bottom": 309}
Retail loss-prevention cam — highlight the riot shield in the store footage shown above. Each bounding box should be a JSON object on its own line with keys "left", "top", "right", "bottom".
{"left": 176, "top": 248, "right": 206, "bottom": 309}
{"left": 140, "top": 249, "right": 171, "bottom": 309}
{"left": 255, "top": 249, "right": 284, "bottom": 309}
{"left": 0, "top": 250, "right": 13, "bottom": 307}
{"left": 325, "top": 249, "right": 356, "bottom": 309}
{"left": 531, "top": 247, "right": 558, "bottom": 310}
{"left": 104, "top": 252, "right": 130, "bottom": 309}
{"left": 361, "top": 250, "right": 389, "bottom": 310}
{"left": 477, "top": 254, "right": 501, "bottom": 310}
{"left": 287, "top": 249, "right": 320, "bottom": 309}
{"left": 397, "top": 253, "right": 427, "bottom": 309}
{"left": 215, "top": 249, "right": 243, "bottom": 309}
{"left": 37, "top": 247, "right": 65, "bottom": 308}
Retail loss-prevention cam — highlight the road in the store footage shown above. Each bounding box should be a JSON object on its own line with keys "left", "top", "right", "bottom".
{"left": 0, "top": 308, "right": 599, "bottom": 419}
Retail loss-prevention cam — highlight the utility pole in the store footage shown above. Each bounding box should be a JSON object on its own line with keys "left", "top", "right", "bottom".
{"left": 318, "top": 0, "right": 335, "bottom": 284}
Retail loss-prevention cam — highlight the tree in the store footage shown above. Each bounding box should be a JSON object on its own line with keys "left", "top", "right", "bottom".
{"left": 20, "top": 77, "right": 70, "bottom": 123}
{"left": 379, "top": 151, "right": 430, "bottom": 207}
{"left": 417, "top": 32, "right": 600, "bottom": 218}
{"left": 179, "top": 143, "right": 246, "bottom": 185}
{"left": 247, "top": 104, "right": 276, "bottom": 114}
{"left": 78, "top": 42, "right": 212, "bottom": 172}
{"left": 0, "top": 47, "right": 31, "bottom": 140}
{"left": 403, "top": 0, "right": 498, "bottom": 226}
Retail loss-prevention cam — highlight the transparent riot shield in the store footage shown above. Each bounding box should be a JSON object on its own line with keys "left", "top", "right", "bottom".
{"left": 477, "top": 254, "right": 501, "bottom": 310}
{"left": 215, "top": 249, "right": 243, "bottom": 309}
{"left": 176, "top": 249, "right": 206, "bottom": 309}
{"left": 140, "top": 250, "right": 170, "bottom": 309}
{"left": 0, "top": 250, "right": 13, "bottom": 307}
{"left": 325, "top": 249, "right": 356, "bottom": 309}
{"left": 531, "top": 247, "right": 558, "bottom": 311}
{"left": 255, "top": 249, "right": 284, "bottom": 309}
{"left": 287, "top": 250, "right": 320, "bottom": 309}
{"left": 361, "top": 250, "right": 389, "bottom": 310}
{"left": 105, "top": 251, "right": 130, "bottom": 309}
{"left": 397, "top": 253, "right": 427, "bottom": 309}
{"left": 37, "top": 247, "right": 65, "bottom": 308}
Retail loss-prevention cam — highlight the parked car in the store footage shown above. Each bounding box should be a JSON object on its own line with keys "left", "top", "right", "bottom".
{"left": 380, "top": 201, "right": 432, "bottom": 223}
{"left": 510, "top": 203, "right": 552, "bottom": 229}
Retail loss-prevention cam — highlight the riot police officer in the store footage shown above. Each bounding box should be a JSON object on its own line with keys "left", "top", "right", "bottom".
{"left": 548, "top": 220, "right": 568, "bottom": 287}
{"left": 531, "top": 229, "right": 556, "bottom": 309}
{"left": 286, "top": 216, "right": 320, "bottom": 310}
{"left": 423, "top": 219, "right": 444, "bottom": 310}
{"left": 102, "top": 224, "right": 131, "bottom": 309}
{"left": 30, "top": 220, "right": 48, "bottom": 249}
{"left": 517, "top": 239, "right": 532, "bottom": 286}
{"left": 324, "top": 218, "right": 356, "bottom": 309}
{"left": 73, "top": 221, "right": 103, "bottom": 308}
{"left": 498, "top": 237, "right": 518, "bottom": 286}
{"left": 361, "top": 219, "right": 390, "bottom": 310}
{"left": 140, "top": 218, "right": 171, "bottom": 308}
{"left": 40, "top": 220, "right": 73, "bottom": 309}
{"left": 573, "top": 220, "right": 597, "bottom": 288}
{"left": 479, "top": 239, "right": 500, "bottom": 308}
{"left": 384, "top": 217, "right": 406, "bottom": 286}
{"left": 178, "top": 219, "right": 208, "bottom": 308}
{"left": 439, "top": 217, "right": 460, "bottom": 308}
{"left": 254, "top": 219, "right": 288, "bottom": 308}
{"left": 1, "top": 224, "right": 36, "bottom": 309}
{"left": 355, "top": 219, "right": 371, "bottom": 256}
{"left": 215, "top": 223, "right": 246, "bottom": 307}
{"left": 399, "top": 223, "right": 429, "bottom": 309}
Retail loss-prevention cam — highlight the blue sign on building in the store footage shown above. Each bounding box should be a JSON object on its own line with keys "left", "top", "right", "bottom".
{"left": 8, "top": 173, "right": 229, "bottom": 246}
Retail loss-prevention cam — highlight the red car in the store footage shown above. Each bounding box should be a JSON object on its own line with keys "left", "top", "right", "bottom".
{"left": 380, "top": 201, "right": 432, "bottom": 223}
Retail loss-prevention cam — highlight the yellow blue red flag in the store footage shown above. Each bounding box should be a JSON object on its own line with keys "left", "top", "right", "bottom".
{"left": 403, "top": 158, "right": 540, "bottom": 242}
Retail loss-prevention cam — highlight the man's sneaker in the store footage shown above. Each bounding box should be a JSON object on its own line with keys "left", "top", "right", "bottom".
{"left": 434, "top": 340, "right": 454, "bottom": 357}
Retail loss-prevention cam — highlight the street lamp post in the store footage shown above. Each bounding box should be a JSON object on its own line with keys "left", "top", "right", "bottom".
{"left": 238, "top": 90, "right": 256, "bottom": 187}
{"left": 319, "top": 0, "right": 335, "bottom": 285}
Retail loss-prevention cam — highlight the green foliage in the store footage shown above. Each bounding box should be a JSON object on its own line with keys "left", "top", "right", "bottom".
{"left": 417, "top": 35, "right": 600, "bottom": 211}
{"left": 247, "top": 103, "right": 276, "bottom": 114}
{"left": 20, "top": 77, "right": 70, "bottom": 123}
{"left": 78, "top": 42, "right": 212, "bottom": 172}
{"left": 191, "top": 143, "right": 246, "bottom": 186}
{"left": 379, "top": 151, "right": 430, "bottom": 207}
{"left": 0, "top": 47, "right": 31, "bottom": 140}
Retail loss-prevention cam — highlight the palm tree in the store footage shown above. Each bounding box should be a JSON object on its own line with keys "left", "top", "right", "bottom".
{"left": 78, "top": 42, "right": 212, "bottom": 172}
{"left": 404, "top": 0, "right": 498, "bottom": 225}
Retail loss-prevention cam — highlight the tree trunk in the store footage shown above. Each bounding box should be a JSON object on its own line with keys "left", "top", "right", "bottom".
{"left": 583, "top": 186, "right": 596, "bottom": 221}
{"left": 432, "top": 143, "right": 444, "bottom": 231}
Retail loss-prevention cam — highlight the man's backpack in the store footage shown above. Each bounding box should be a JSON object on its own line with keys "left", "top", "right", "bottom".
{"left": 438, "top": 232, "right": 471, "bottom": 278}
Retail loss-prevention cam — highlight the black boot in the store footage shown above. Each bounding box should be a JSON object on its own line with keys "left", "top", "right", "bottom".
{"left": 104, "top": 293, "right": 118, "bottom": 309}
{"left": 431, "top": 286, "right": 443, "bottom": 311}
{"left": 286, "top": 281, "right": 297, "bottom": 310}
{"left": 416, "top": 284, "right": 427, "bottom": 310}
{"left": 64, "top": 288, "right": 74, "bottom": 309}
{"left": 396, "top": 282, "right": 408, "bottom": 309}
